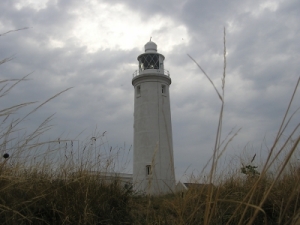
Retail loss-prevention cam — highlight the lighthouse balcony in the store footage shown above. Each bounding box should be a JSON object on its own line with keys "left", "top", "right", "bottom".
{"left": 132, "top": 69, "right": 170, "bottom": 78}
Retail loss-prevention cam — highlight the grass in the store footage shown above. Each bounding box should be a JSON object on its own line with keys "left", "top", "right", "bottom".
{"left": 0, "top": 169, "right": 132, "bottom": 224}
{"left": 1, "top": 28, "right": 299, "bottom": 224}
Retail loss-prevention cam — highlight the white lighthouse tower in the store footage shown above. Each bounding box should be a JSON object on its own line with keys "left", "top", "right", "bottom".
{"left": 132, "top": 40, "right": 175, "bottom": 195}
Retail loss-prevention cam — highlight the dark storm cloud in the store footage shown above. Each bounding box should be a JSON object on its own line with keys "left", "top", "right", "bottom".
{"left": 0, "top": 0, "right": 299, "bottom": 180}
{"left": 0, "top": 0, "right": 137, "bottom": 150}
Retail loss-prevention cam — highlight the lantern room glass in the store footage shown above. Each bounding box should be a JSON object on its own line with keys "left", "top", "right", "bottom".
{"left": 139, "top": 54, "right": 159, "bottom": 71}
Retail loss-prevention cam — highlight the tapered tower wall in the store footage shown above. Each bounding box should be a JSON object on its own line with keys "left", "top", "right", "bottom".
{"left": 132, "top": 42, "right": 175, "bottom": 195}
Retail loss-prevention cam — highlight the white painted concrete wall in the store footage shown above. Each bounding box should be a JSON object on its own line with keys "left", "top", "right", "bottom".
{"left": 132, "top": 72, "right": 175, "bottom": 195}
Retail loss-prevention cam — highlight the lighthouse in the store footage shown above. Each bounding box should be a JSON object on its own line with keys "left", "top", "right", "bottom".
{"left": 132, "top": 40, "right": 175, "bottom": 195}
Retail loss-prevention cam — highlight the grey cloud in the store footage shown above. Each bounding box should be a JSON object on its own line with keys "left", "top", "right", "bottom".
{"left": 0, "top": 0, "right": 299, "bottom": 180}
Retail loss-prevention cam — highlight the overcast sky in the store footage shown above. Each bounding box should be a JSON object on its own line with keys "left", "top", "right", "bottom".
{"left": 1, "top": 0, "right": 299, "bottom": 181}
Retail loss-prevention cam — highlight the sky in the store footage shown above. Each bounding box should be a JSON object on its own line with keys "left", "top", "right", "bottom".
{"left": 0, "top": 0, "right": 299, "bottom": 181}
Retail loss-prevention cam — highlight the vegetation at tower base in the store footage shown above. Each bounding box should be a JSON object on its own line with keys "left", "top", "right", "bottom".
{"left": 0, "top": 63, "right": 132, "bottom": 224}
{"left": 1, "top": 29, "right": 300, "bottom": 225}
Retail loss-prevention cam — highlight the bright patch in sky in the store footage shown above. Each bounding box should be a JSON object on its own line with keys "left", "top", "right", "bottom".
{"left": 69, "top": 3, "right": 189, "bottom": 53}
{"left": 48, "top": 38, "right": 65, "bottom": 49}
{"left": 259, "top": 1, "right": 279, "bottom": 12}
{"left": 226, "top": 20, "right": 241, "bottom": 33}
{"left": 251, "top": 1, "right": 280, "bottom": 17}
{"left": 14, "top": 0, "right": 48, "bottom": 11}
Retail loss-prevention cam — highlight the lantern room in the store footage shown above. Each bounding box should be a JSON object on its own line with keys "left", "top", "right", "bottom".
{"left": 137, "top": 41, "right": 166, "bottom": 75}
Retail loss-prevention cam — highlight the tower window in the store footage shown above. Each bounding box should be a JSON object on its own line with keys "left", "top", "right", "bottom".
{"left": 161, "top": 85, "right": 166, "bottom": 94}
{"left": 146, "top": 165, "right": 152, "bottom": 176}
{"left": 136, "top": 85, "right": 141, "bottom": 97}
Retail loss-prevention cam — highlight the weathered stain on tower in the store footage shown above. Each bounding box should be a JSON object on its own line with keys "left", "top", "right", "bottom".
{"left": 132, "top": 41, "right": 175, "bottom": 195}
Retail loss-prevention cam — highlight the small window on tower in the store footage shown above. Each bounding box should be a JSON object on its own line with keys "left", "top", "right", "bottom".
{"left": 146, "top": 165, "right": 151, "bottom": 176}
{"left": 136, "top": 85, "right": 141, "bottom": 97}
{"left": 161, "top": 85, "right": 166, "bottom": 95}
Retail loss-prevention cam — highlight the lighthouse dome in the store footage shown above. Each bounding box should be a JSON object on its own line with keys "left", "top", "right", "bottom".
{"left": 145, "top": 41, "right": 157, "bottom": 53}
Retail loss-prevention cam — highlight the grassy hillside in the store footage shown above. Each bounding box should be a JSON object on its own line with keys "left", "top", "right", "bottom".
{"left": 0, "top": 156, "right": 300, "bottom": 224}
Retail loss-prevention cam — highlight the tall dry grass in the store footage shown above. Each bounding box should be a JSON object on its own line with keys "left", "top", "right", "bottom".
{"left": 1, "top": 29, "right": 133, "bottom": 224}
{"left": 0, "top": 73, "right": 133, "bottom": 225}
{"left": 180, "top": 28, "right": 300, "bottom": 225}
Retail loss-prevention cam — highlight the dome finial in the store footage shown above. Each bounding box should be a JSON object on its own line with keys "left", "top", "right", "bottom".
{"left": 144, "top": 40, "right": 157, "bottom": 52}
